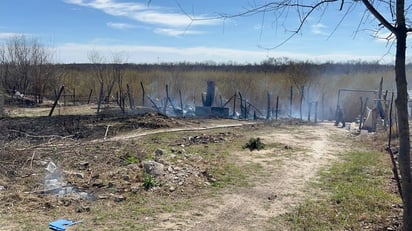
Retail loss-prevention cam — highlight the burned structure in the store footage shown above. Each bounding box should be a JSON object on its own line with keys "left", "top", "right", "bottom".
{"left": 195, "top": 81, "right": 229, "bottom": 118}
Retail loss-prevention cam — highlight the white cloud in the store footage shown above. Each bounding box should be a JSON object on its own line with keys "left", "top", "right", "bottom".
{"left": 106, "top": 22, "right": 135, "bottom": 29}
{"left": 0, "top": 32, "right": 26, "bottom": 40}
{"left": 154, "top": 28, "right": 203, "bottom": 37}
{"left": 54, "top": 42, "right": 394, "bottom": 64}
{"left": 64, "top": 0, "right": 218, "bottom": 29}
{"left": 311, "top": 23, "right": 328, "bottom": 36}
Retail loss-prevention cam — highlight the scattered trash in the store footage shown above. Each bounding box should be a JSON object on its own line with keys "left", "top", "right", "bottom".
{"left": 44, "top": 161, "right": 65, "bottom": 193}
{"left": 49, "top": 219, "right": 82, "bottom": 231}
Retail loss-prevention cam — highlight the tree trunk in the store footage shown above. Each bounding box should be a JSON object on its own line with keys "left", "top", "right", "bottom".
{"left": 395, "top": 25, "right": 412, "bottom": 230}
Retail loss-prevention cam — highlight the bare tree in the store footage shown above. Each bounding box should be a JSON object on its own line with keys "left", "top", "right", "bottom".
{"left": 111, "top": 53, "right": 127, "bottom": 112}
{"left": 88, "top": 50, "right": 115, "bottom": 102}
{"left": 201, "top": 0, "right": 412, "bottom": 229}
{"left": 286, "top": 61, "right": 315, "bottom": 119}
{"left": 0, "top": 35, "right": 56, "bottom": 101}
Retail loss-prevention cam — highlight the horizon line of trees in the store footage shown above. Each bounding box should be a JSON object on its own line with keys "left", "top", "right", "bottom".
{"left": 58, "top": 59, "right": 396, "bottom": 75}
{"left": 0, "top": 35, "right": 402, "bottom": 107}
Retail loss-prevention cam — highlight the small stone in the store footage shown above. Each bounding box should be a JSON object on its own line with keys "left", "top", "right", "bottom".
{"left": 34, "top": 160, "right": 48, "bottom": 167}
{"left": 108, "top": 182, "right": 115, "bottom": 188}
{"left": 169, "top": 186, "right": 176, "bottom": 192}
{"left": 97, "top": 195, "right": 110, "bottom": 200}
{"left": 76, "top": 205, "right": 91, "bottom": 213}
{"left": 142, "top": 161, "right": 165, "bottom": 176}
{"left": 130, "top": 184, "right": 140, "bottom": 193}
{"left": 75, "top": 161, "right": 89, "bottom": 170}
{"left": 0, "top": 185, "right": 5, "bottom": 191}
{"left": 155, "top": 148, "right": 165, "bottom": 156}
{"left": 113, "top": 194, "right": 126, "bottom": 202}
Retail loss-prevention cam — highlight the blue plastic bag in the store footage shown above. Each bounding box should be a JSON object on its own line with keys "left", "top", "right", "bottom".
{"left": 49, "top": 219, "right": 82, "bottom": 231}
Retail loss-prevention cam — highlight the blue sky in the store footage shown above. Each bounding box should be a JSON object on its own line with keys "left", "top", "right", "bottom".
{"left": 0, "top": 0, "right": 402, "bottom": 64}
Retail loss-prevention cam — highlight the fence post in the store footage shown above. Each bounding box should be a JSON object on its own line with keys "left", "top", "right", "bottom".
{"left": 275, "top": 96, "right": 279, "bottom": 121}
{"left": 49, "top": 86, "right": 64, "bottom": 117}
{"left": 87, "top": 89, "right": 93, "bottom": 104}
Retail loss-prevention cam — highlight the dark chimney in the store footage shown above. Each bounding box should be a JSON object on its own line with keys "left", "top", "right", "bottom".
{"left": 204, "top": 81, "right": 215, "bottom": 107}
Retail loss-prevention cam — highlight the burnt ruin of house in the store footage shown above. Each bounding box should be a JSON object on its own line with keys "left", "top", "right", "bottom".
{"left": 195, "top": 81, "right": 230, "bottom": 118}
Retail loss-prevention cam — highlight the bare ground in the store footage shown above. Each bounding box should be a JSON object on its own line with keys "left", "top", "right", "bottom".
{"left": 0, "top": 111, "right": 357, "bottom": 230}
{"left": 152, "top": 122, "right": 349, "bottom": 230}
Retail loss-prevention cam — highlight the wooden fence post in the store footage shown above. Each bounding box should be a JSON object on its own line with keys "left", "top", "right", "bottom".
{"left": 140, "top": 82, "right": 145, "bottom": 106}
{"left": 87, "top": 89, "right": 93, "bottom": 104}
{"left": 49, "top": 86, "right": 64, "bottom": 117}
{"left": 289, "top": 86, "right": 293, "bottom": 117}
{"left": 275, "top": 95, "right": 279, "bottom": 121}
{"left": 267, "top": 92, "right": 271, "bottom": 120}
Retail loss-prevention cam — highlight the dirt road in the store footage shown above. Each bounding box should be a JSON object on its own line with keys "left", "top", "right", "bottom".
{"left": 153, "top": 122, "right": 348, "bottom": 230}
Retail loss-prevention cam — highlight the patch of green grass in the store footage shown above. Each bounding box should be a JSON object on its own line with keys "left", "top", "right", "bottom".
{"left": 277, "top": 151, "right": 400, "bottom": 230}
{"left": 209, "top": 161, "right": 249, "bottom": 188}
{"left": 143, "top": 174, "right": 158, "bottom": 190}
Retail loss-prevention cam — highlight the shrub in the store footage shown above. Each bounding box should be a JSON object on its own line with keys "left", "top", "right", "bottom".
{"left": 243, "top": 137, "right": 265, "bottom": 151}
{"left": 143, "top": 174, "right": 158, "bottom": 190}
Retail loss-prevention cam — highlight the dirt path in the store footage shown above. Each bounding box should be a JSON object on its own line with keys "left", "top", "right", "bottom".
{"left": 152, "top": 122, "right": 348, "bottom": 230}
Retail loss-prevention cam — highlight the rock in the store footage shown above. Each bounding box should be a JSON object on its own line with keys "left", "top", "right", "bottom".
{"left": 167, "top": 166, "right": 173, "bottom": 173}
{"left": 155, "top": 148, "right": 165, "bottom": 156}
{"left": 130, "top": 184, "right": 140, "bottom": 193}
{"left": 76, "top": 205, "right": 91, "bottom": 213}
{"left": 108, "top": 182, "right": 115, "bottom": 188}
{"left": 97, "top": 195, "right": 110, "bottom": 200}
{"left": 34, "top": 160, "right": 48, "bottom": 167}
{"left": 113, "top": 194, "right": 126, "bottom": 202}
{"left": 169, "top": 186, "right": 176, "bottom": 192}
{"left": 142, "top": 161, "right": 165, "bottom": 176}
{"left": 0, "top": 185, "right": 5, "bottom": 191}
{"left": 122, "top": 175, "right": 130, "bottom": 181}
{"left": 75, "top": 161, "right": 89, "bottom": 170}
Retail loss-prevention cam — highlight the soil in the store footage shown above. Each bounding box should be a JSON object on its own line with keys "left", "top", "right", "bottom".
{"left": 153, "top": 122, "right": 347, "bottom": 230}
{"left": 0, "top": 109, "right": 400, "bottom": 230}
